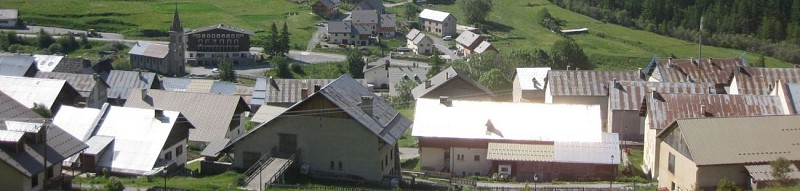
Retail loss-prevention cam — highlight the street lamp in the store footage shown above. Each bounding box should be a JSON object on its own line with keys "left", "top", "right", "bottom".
{"left": 533, "top": 173, "right": 538, "bottom": 191}
{"left": 163, "top": 169, "right": 168, "bottom": 189}
{"left": 610, "top": 155, "right": 615, "bottom": 189}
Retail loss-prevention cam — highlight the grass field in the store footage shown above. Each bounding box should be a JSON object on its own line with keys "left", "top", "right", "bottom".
{"left": 390, "top": 0, "right": 795, "bottom": 70}
{"left": 0, "top": 0, "right": 321, "bottom": 48}
{"left": 73, "top": 171, "right": 243, "bottom": 190}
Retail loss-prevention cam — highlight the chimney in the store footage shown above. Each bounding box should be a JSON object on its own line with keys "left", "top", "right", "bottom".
{"left": 532, "top": 77, "right": 540, "bottom": 89}
{"left": 361, "top": 96, "right": 374, "bottom": 116}
{"left": 575, "top": 67, "right": 579, "bottom": 71}
{"left": 445, "top": 72, "right": 450, "bottom": 79}
{"left": 708, "top": 57, "right": 713, "bottom": 64}
{"left": 385, "top": 59, "right": 390, "bottom": 70}
{"left": 141, "top": 89, "right": 147, "bottom": 100}
{"left": 439, "top": 96, "right": 452, "bottom": 107}
{"left": 699, "top": 105, "right": 707, "bottom": 116}
{"left": 313, "top": 84, "right": 321, "bottom": 93}
{"left": 301, "top": 88, "right": 309, "bottom": 98}
{"left": 154, "top": 108, "right": 165, "bottom": 120}
{"left": 638, "top": 68, "right": 645, "bottom": 80}
{"left": 566, "top": 65, "right": 570, "bottom": 70}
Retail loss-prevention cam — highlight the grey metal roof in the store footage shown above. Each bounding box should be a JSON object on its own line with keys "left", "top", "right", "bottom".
{"left": 515, "top": 68, "right": 551, "bottom": 91}
{"left": 412, "top": 33, "right": 430, "bottom": 45}
{"left": 124, "top": 89, "right": 250, "bottom": 143}
{"left": 0, "top": 91, "right": 87, "bottom": 177}
{"left": 0, "top": 129, "right": 24, "bottom": 142}
{"left": 185, "top": 23, "right": 254, "bottom": 35}
{"left": 419, "top": 9, "right": 452, "bottom": 22}
{"left": 52, "top": 57, "right": 97, "bottom": 74}
{"left": 200, "top": 138, "right": 229, "bottom": 158}
{"left": 355, "top": 0, "right": 385, "bottom": 11}
{"left": 83, "top": 135, "right": 114, "bottom": 155}
{"left": 608, "top": 81, "right": 713, "bottom": 111}
{"left": 380, "top": 14, "right": 397, "bottom": 28}
{"left": 0, "top": 75, "right": 80, "bottom": 109}
{"left": 645, "top": 93, "right": 787, "bottom": 131}
{"left": 732, "top": 67, "right": 800, "bottom": 95}
{"left": 35, "top": 72, "right": 107, "bottom": 98}
{"left": 406, "top": 29, "right": 421, "bottom": 40}
{"left": 746, "top": 164, "right": 800, "bottom": 181}
{"left": 455, "top": 31, "right": 482, "bottom": 49}
{"left": 251, "top": 105, "right": 289, "bottom": 124}
{"left": 162, "top": 77, "right": 192, "bottom": 92}
{"left": 411, "top": 67, "right": 493, "bottom": 99}
{"left": 0, "top": 55, "right": 35, "bottom": 77}
{"left": 474, "top": 41, "right": 495, "bottom": 54}
{"left": 33, "top": 54, "right": 64, "bottom": 72}
{"left": 102, "top": 70, "right": 158, "bottom": 101}
{"left": 785, "top": 83, "right": 800, "bottom": 114}
{"left": 351, "top": 10, "right": 379, "bottom": 24}
{"left": 128, "top": 42, "right": 169, "bottom": 59}
{"left": 317, "top": 0, "right": 340, "bottom": 8}
{"left": 546, "top": 70, "right": 640, "bottom": 96}
{"left": 230, "top": 75, "right": 411, "bottom": 149}
{"left": 659, "top": 115, "right": 800, "bottom": 166}
{"left": 0, "top": 9, "right": 17, "bottom": 20}
{"left": 252, "top": 78, "right": 366, "bottom": 105}
{"left": 327, "top": 21, "right": 353, "bottom": 33}
{"left": 210, "top": 81, "right": 236, "bottom": 95}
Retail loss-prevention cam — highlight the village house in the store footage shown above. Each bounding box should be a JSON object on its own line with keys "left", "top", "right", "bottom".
{"left": 511, "top": 67, "right": 551, "bottom": 103}
{"left": 411, "top": 67, "right": 493, "bottom": 100}
{"left": 33, "top": 55, "right": 113, "bottom": 75}
{"left": 419, "top": 9, "right": 457, "bottom": 37}
{"left": 641, "top": 93, "right": 790, "bottom": 180}
{"left": 185, "top": 24, "right": 255, "bottom": 65}
{"left": 413, "top": 98, "right": 619, "bottom": 181}
{"left": 71, "top": 106, "right": 193, "bottom": 175}
{"left": 657, "top": 116, "right": 800, "bottom": 191}
{"left": 405, "top": 29, "right": 434, "bottom": 55}
{"left": 327, "top": 10, "right": 397, "bottom": 45}
{"left": 0, "top": 55, "right": 37, "bottom": 77}
{"left": 101, "top": 70, "right": 162, "bottom": 105}
{"left": 607, "top": 81, "right": 713, "bottom": 141}
{"left": 129, "top": 41, "right": 185, "bottom": 76}
{"left": 124, "top": 89, "right": 250, "bottom": 151}
{"left": 728, "top": 67, "right": 800, "bottom": 95}
{"left": 35, "top": 72, "right": 109, "bottom": 109}
{"left": 224, "top": 75, "right": 411, "bottom": 183}
{"left": 52, "top": 105, "right": 106, "bottom": 167}
{"left": 473, "top": 41, "right": 497, "bottom": 55}
{"left": 312, "top": 0, "right": 340, "bottom": 19}
{"left": 32, "top": 55, "right": 64, "bottom": 73}
{"left": 642, "top": 56, "right": 748, "bottom": 93}
{"left": 363, "top": 57, "right": 428, "bottom": 96}
{"left": 249, "top": 77, "right": 365, "bottom": 124}
{"left": 0, "top": 91, "right": 88, "bottom": 191}
{"left": 353, "top": 0, "right": 385, "bottom": 13}
{"left": 544, "top": 70, "right": 640, "bottom": 125}
{"left": 0, "top": 76, "right": 81, "bottom": 114}
{"left": 455, "top": 31, "right": 483, "bottom": 56}
{"left": 769, "top": 80, "right": 800, "bottom": 114}
{"left": 0, "top": 9, "right": 18, "bottom": 28}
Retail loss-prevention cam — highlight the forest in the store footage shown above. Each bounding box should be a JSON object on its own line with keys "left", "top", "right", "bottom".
{"left": 551, "top": 0, "right": 800, "bottom": 65}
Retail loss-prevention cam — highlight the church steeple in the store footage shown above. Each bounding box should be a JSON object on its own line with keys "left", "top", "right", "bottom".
{"left": 171, "top": 3, "right": 182, "bottom": 32}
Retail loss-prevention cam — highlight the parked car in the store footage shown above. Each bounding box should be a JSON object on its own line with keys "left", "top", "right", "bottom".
{"left": 211, "top": 68, "right": 219, "bottom": 73}
{"left": 396, "top": 47, "right": 411, "bottom": 52}
{"left": 443, "top": 36, "right": 453, "bottom": 41}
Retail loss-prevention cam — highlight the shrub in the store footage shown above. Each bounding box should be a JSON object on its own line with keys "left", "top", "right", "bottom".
{"left": 104, "top": 177, "right": 125, "bottom": 191}
{"left": 290, "top": 63, "right": 304, "bottom": 75}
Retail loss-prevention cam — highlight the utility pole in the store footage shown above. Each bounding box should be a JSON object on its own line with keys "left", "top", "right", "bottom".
{"left": 42, "top": 119, "right": 49, "bottom": 190}
{"left": 698, "top": 16, "right": 704, "bottom": 62}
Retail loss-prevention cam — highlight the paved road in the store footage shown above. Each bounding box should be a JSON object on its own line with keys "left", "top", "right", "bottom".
{"left": 478, "top": 182, "right": 646, "bottom": 189}
{"left": 307, "top": 25, "right": 326, "bottom": 51}
{"left": 288, "top": 50, "right": 346, "bottom": 64}
{"left": 399, "top": 147, "right": 419, "bottom": 161}
{"left": 385, "top": 0, "right": 413, "bottom": 8}
{"left": 0, "top": 25, "right": 124, "bottom": 39}
{"left": 430, "top": 37, "right": 460, "bottom": 60}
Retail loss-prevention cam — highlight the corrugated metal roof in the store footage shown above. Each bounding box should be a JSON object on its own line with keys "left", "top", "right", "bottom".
{"left": 235, "top": 85, "right": 253, "bottom": 104}
{"left": 406, "top": 29, "right": 421, "bottom": 40}
{"left": 646, "top": 93, "right": 787, "bottom": 130}
{"left": 553, "top": 133, "right": 619, "bottom": 164}
{"left": 487, "top": 142, "right": 555, "bottom": 162}
{"left": 785, "top": 83, "right": 800, "bottom": 114}
{"left": 547, "top": 70, "right": 640, "bottom": 96}
{"left": 251, "top": 105, "right": 289, "bottom": 124}
{"left": 412, "top": 98, "right": 603, "bottom": 142}
{"left": 659, "top": 115, "right": 800, "bottom": 166}
{"left": 608, "top": 81, "right": 713, "bottom": 111}
{"left": 83, "top": 135, "right": 114, "bottom": 155}
{"left": 102, "top": 70, "right": 157, "bottom": 100}
{"left": 231, "top": 75, "right": 411, "bottom": 149}
{"left": 185, "top": 23, "right": 254, "bottom": 35}
{"left": 474, "top": 41, "right": 495, "bottom": 54}
{"left": 0, "top": 9, "right": 17, "bottom": 20}
{"left": 355, "top": 0, "right": 385, "bottom": 11}
{"left": 0, "top": 91, "right": 87, "bottom": 177}
{"left": 0, "top": 76, "right": 73, "bottom": 109}
{"left": 162, "top": 77, "right": 191, "bottom": 92}
{"left": 128, "top": 42, "right": 169, "bottom": 58}
{"left": 52, "top": 57, "right": 94, "bottom": 74}
{"left": 746, "top": 164, "right": 800, "bottom": 181}
{"left": 35, "top": 72, "right": 105, "bottom": 98}
{"left": 200, "top": 138, "right": 229, "bottom": 157}
{"left": 0, "top": 55, "right": 35, "bottom": 77}
{"left": 351, "top": 10, "right": 379, "bottom": 24}
{"left": 33, "top": 55, "right": 64, "bottom": 72}
{"left": 210, "top": 81, "right": 236, "bottom": 95}
{"left": 411, "top": 67, "right": 493, "bottom": 99}
{"left": 4, "top": 121, "right": 42, "bottom": 133}
{"left": 651, "top": 57, "right": 745, "bottom": 85}
{"left": 125, "top": 89, "right": 250, "bottom": 143}
{"left": 252, "top": 78, "right": 365, "bottom": 105}
{"left": 94, "top": 106, "right": 181, "bottom": 175}
{"left": 516, "top": 68, "right": 551, "bottom": 90}
{"left": 53, "top": 105, "right": 106, "bottom": 164}
{"left": 419, "top": 9, "right": 451, "bottom": 22}
{"left": 732, "top": 67, "right": 800, "bottom": 95}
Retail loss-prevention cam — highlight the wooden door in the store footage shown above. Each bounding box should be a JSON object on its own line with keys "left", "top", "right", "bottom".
{"left": 278, "top": 133, "right": 297, "bottom": 154}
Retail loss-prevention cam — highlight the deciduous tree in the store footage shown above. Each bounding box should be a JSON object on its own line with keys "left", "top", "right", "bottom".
{"left": 346, "top": 51, "right": 365, "bottom": 78}
{"left": 459, "top": 0, "right": 493, "bottom": 24}
{"left": 549, "top": 38, "right": 591, "bottom": 70}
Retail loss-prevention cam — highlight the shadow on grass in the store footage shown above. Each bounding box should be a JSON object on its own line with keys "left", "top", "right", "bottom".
{"left": 482, "top": 21, "right": 514, "bottom": 33}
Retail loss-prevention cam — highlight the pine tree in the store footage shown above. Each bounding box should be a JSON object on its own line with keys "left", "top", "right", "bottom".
{"left": 264, "top": 22, "right": 279, "bottom": 56}
{"left": 792, "top": 0, "right": 800, "bottom": 23}
{"left": 279, "top": 22, "right": 291, "bottom": 54}
{"left": 37, "top": 29, "right": 55, "bottom": 49}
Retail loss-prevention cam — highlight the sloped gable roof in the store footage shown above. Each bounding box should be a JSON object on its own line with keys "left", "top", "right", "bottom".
{"left": 128, "top": 42, "right": 169, "bottom": 59}
{"left": 0, "top": 55, "right": 35, "bottom": 77}
{"left": 649, "top": 57, "right": 746, "bottom": 85}
{"left": 645, "top": 93, "right": 786, "bottom": 131}
{"left": 102, "top": 70, "right": 157, "bottom": 100}
{"left": 455, "top": 30, "right": 482, "bottom": 48}
{"left": 185, "top": 24, "right": 254, "bottom": 35}
{"left": 732, "top": 67, "right": 800, "bottom": 95}
{"left": 0, "top": 75, "right": 79, "bottom": 109}
{"left": 608, "top": 81, "right": 713, "bottom": 111}
{"left": 124, "top": 89, "right": 250, "bottom": 143}
{"left": 419, "top": 9, "right": 452, "bottom": 22}
{"left": 411, "top": 67, "right": 493, "bottom": 99}
{"left": 546, "top": 70, "right": 640, "bottom": 97}
{"left": 35, "top": 72, "right": 108, "bottom": 98}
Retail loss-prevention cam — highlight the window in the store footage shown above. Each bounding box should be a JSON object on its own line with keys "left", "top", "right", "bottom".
{"left": 165, "top": 151, "right": 173, "bottom": 160}
{"left": 474, "top": 172, "right": 480, "bottom": 176}
{"left": 457, "top": 154, "right": 464, "bottom": 160}
{"left": 474, "top": 155, "right": 480, "bottom": 161}
{"left": 189, "top": 53, "right": 194, "bottom": 58}
{"left": 46, "top": 166, "right": 53, "bottom": 180}
{"left": 668, "top": 153, "right": 676, "bottom": 173}
{"left": 31, "top": 173, "right": 39, "bottom": 187}
{"left": 338, "top": 161, "right": 343, "bottom": 170}
{"left": 330, "top": 161, "right": 335, "bottom": 170}
{"left": 176, "top": 145, "right": 183, "bottom": 156}
{"left": 385, "top": 155, "right": 388, "bottom": 166}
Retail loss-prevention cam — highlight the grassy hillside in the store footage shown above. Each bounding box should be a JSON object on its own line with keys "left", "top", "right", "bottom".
{"left": 0, "top": 0, "right": 321, "bottom": 48}
{"left": 391, "top": 0, "right": 795, "bottom": 70}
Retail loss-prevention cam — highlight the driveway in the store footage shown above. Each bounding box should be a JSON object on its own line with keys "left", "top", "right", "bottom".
{"left": 0, "top": 25, "right": 124, "bottom": 39}
{"left": 307, "top": 24, "right": 326, "bottom": 51}
{"left": 288, "top": 50, "right": 346, "bottom": 64}
{"left": 385, "top": 0, "right": 413, "bottom": 8}
{"left": 430, "top": 37, "right": 460, "bottom": 60}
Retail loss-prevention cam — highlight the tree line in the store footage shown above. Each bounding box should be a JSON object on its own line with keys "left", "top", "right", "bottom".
{"left": 0, "top": 29, "right": 92, "bottom": 55}
{"left": 551, "top": 0, "right": 800, "bottom": 64}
